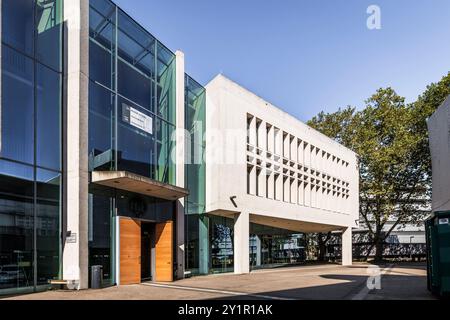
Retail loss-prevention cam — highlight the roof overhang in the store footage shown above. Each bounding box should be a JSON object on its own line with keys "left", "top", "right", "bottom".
{"left": 91, "top": 171, "right": 189, "bottom": 201}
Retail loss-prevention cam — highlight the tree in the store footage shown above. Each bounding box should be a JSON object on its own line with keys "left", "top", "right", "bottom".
{"left": 308, "top": 85, "right": 443, "bottom": 262}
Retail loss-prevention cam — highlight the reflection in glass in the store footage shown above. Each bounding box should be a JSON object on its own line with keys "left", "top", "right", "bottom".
{"left": 210, "top": 216, "right": 234, "bottom": 274}
{"left": 1, "top": 45, "right": 34, "bottom": 165}
{"left": 0, "top": 160, "right": 34, "bottom": 292}
{"left": 36, "top": 63, "right": 61, "bottom": 170}
{"left": 36, "top": 0, "right": 63, "bottom": 71}
{"left": 36, "top": 169, "right": 60, "bottom": 285}
{"left": 88, "top": 187, "right": 113, "bottom": 287}
{"left": 2, "top": 0, "right": 35, "bottom": 56}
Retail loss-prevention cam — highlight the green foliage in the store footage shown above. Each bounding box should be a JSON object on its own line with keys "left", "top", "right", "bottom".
{"left": 308, "top": 73, "right": 450, "bottom": 261}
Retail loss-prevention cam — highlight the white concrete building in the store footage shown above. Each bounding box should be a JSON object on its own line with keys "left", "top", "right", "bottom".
{"left": 205, "top": 75, "right": 360, "bottom": 274}
{"left": 428, "top": 96, "right": 450, "bottom": 212}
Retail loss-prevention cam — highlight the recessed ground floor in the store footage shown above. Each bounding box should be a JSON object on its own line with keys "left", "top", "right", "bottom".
{"left": 3, "top": 263, "right": 435, "bottom": 300}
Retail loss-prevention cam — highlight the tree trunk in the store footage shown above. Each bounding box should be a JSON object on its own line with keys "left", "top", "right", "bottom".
{"left": 374, "top": 238, "right": 384, "bottom": 263}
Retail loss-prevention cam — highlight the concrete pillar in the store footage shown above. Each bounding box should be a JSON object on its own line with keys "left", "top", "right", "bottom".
{"left": 62, "top": 0, "right": 89, "bottom": 290}
{"left": 342, "top": 227, "right": 353, "bottom": 266}
{"left": 267, "top": 125, "right": 274, "bottom": 153}
{"left": 248, "top": 166, "right": 256, "bottom": 195}
{"left": 248, "top": 116, "right": 256, "bottom": 146}
{"left": 175, "top": 50, "right": 186, "bottom": 280}
{"left": 258, "top": 120, "right": 266, "bottom": 151}
{"left": 234, "top": 212, "right": 250, "bottom": 274}
{"left": 267, "top": 173, "right": 274, "bottom": 199}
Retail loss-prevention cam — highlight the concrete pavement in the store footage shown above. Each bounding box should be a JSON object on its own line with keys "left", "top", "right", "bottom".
{"left": 2, "top": 263, "right": 435, "bottom": 300}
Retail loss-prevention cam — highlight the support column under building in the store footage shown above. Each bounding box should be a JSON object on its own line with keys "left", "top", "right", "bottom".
{"left": 234, "top": 212, "right": 250, "bottom": 274}
{"left": 342, "top": 227, "right": 353, "bottom": 266}
{"left": 62, "top": 0, "right": 90, "bottom": 290}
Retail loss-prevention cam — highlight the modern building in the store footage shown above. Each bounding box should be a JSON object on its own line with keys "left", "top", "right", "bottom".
{"left": 428, "top": 95, "right": 450, "bottom": 213}
{"left": 0, "top": 0, "right": 359, "bottom": 295}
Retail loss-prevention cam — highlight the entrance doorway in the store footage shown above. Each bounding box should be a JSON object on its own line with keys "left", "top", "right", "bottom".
{"left": 119, "top": 217, "right": 174, "bottom": 285}
{"left": 141, "top": 222, "right": 153, "bottom": 282}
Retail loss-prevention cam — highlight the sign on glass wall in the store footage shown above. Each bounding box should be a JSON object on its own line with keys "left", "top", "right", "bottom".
{"left": 122, "top": 103, "right": 153, "bottom": 135}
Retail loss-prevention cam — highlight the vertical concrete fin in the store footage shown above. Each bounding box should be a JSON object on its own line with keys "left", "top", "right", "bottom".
{"left": 175, "top": 50, "right": 186, "bottom": 279}
{"left": 62, "top": 0, "right": 89, "bottom": 290}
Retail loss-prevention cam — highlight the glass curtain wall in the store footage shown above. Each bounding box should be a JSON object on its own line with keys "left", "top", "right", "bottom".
{"left": 250, "top": 224, "right": 306, "bottom": 270}
{"left": 184, "top": 75, "right": 206, "bottom": 275}
{"left": 88, "top": 0, "right": 177, "bottom": 285}
{"left": 88, "top": 0, "right": 176, "bottom": 183}
{"left": 0, "top": 0, "right": 62, "bottom": 294}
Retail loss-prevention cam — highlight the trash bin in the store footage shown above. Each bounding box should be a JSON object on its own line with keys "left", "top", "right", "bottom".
{"left": 426, "top": 211, "right": 450, "bottom": 297}
{"left": 91, "top": 265, "right": 103, "bottom": 289}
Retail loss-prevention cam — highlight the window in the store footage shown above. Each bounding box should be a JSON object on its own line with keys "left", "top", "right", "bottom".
{"left": 1, "top": 46, "right": 34, "bottom": 165}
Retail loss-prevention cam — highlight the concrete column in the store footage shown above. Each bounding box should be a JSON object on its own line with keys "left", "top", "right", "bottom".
{"left": 248, "top": 116, "right": 256, "bottom": 146}
{"left": 63, "top": 0, "right": 89, "bottom": 290}
{"left": 234, "top": 212, "right": 250, "bottom": 274}
{"left": 248, "top": 166, "right": 256, "bottom": 195}
{"left": 342, "top": 227, "right": 353, "bottom": 266}
{"left": 290, "top": 178, "right": 297, "bottom": 204}
{"left": 267, "top": 173, "right": 274, "bottom": 199}
{"left": 275, "top": 128, "right": 282, "bottom": 156}
{"left": 275, "top": 174, "right": 282, "bottom": 201}
{"left": 258, "top": 120, "right": 266, "bottom": 151}
{"left": 175, "top": 50, "right": 186, "bottom": 280}
{"left": 267, "top": 125, "right": 274, "bottom": 153}
{"left": 298, "top": 141, "right": 304, "bottom": 165}
{"left": 257, "top": 168, "right": 265, "bottom": 197}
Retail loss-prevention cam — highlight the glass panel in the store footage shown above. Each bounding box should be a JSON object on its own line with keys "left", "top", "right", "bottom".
{"left": 156, "top": 119, "right": 175, "bottom": 185}
{"left": 36, "top": 169, "right": 60, "bottom": 285}
{"left": 89, "top": 0, "right": 115, "bottom": 89}
{"left": 157, "top": 44, "right": 175, "bottom": 123}
{"left": 185, "top": 76, "right": 206, "bottom": 215}
{"left": 35, "top": 0, "right": 62, "bottom": 71}
{"left": 88, "top": 187, "right": 113, "bottom": 286}
{"left": 250, "top": 223, "right": 306, "bottom": 270}
{"left": 1, "top": 45, "right": 34, "bottom": 165}
{"left": 116, "top": 96, "right": 156, "bottom": 178}
{"left": 36, "top": 63, "right": 61, "bottom": 171}
{"left": 88, "top": 82, "right": 115, "bottom": 171}
{"left": 210, "top": 216, "right": 234, "bottom": 274}
{"left": 118, "top": 58, "right": 153, "bottom": 111}
{"left": 0, "top": 160, "right": 34, "bottom": 292}
{"left": 117, "top": 9, "right": 156, "bottom": 83}
{"left": 1, "top": 0, "right": 34, "bottom": 56}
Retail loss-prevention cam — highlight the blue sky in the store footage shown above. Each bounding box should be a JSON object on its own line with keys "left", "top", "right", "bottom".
{"left": 114, "top": 0, "right": 450, "bottom": 122}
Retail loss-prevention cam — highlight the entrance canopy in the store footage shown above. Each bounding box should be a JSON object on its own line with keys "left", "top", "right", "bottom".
{"left": 92, "top": 171, "right": 189, "bottom": 201}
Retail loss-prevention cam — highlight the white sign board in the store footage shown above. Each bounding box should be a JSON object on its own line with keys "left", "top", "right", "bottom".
{"left": 122, "top": 103, "right": 153, "bottom": 135}
{"left": 439, "top": 218, "right": 449, "bottom": 225}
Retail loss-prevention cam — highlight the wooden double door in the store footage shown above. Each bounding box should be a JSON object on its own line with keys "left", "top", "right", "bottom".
{"left": 119, "top": 218, "right": 174, "bottom": 285}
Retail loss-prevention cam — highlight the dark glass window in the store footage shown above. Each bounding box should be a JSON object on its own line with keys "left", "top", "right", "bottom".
{"left": 36, "top": 63, "right": 61, "bottom": 170}
{"left": 36, "top": 169, "right": 60, "bottom": 285}
{"left": 88, "top": 188, "right": 113, "bottom": 286}
{"left": 2, "top": 0, "right": 35, "bottom": 56}
{"left": 0, "top": 160, "right": 35, "bottom": 291}
{"left": 35, "top": 0, "right": 62, "bottom": 71}
{"left": 1, "top": 45, "right": 34, "bottom": 165}
{"left": 88, "top": 82, "right": 114, "bottom": 171}
{"left": 116, "top": 97, "right": 156, "bottom": 179}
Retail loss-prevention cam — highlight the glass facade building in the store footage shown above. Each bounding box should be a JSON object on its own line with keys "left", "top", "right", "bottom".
{"left": 0, "top": 0, "right": 322, "bottom": 295}
{"left": 0, "top": 0, "right": 63, "bottom": 294}
{"left": 88, "top": 0, "right": 178, "bottom": 286}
